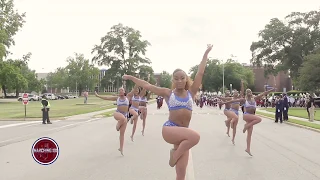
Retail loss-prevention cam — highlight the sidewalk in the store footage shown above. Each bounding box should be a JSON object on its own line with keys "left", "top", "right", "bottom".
{"left": 256, "top": 108, "right": 320, "bottom": 125}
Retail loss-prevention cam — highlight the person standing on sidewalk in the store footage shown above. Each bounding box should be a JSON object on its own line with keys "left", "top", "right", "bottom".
{"left": 41, "top": 95, "right": 52, "bottom": 124}
{"left": 282, "top": 93, "right": 289, "bottom": 121}
{"left": 306, "top": 94, "right": 315, "bottom": 122}
{"left": 275, "top": 95, "right": 283, "bottom": 123}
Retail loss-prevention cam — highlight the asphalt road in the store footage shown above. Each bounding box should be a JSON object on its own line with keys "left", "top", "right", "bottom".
{"left": 0, "top": 103, "right": 320, "bottom": 180}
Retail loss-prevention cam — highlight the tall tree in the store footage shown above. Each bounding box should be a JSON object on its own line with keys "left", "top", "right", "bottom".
{"left": 159, "top": 71, "right": 172, "bottom": 88}
{"left": 189, "top": 59, "right": 255, "bottom": 92}
{"left": 91, "top": 23, "right": 151, "bottom": 89}
{"left": 0, "top": 61, "right": 27, "bottom": 96}
{"left": 46, "top": 67, "right": 68, "bottom": 91}
{"left": 297, "top": 51, "right": 320, "bottom": 91}
{"left": 250, "top": 10, "right": 320, "bottom": 82}
{"left": 66, "top": 53, "right": 100, "bottom": 96}
{"left": 0, "top": 53, "right": 31, "bottom": 97}
{"left": 0, "top": 0, "right": 26, "bottom": 61}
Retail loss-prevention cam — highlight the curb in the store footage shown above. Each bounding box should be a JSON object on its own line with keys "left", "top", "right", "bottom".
{"left": 256, "top": 113, "right": 320, "bottom": 133}
{"left": 0, "top": 99, "right": 157, "bottom": 121}
{"left": 0, "top": 117, "right": 66, "bottom": 121}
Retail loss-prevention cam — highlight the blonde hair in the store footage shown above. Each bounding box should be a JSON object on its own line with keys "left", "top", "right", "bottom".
{"left": 171, "top": 68, "right": 193, "bottom": 90}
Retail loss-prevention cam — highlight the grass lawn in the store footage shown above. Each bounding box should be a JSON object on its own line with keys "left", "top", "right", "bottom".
{"left": 256, "top": 111, "right": 320, "bottom": 130}
{"left": 263, "top": 107, "right": 320, "bottom": 121}
{"left": 96, "top": 110, "right": 116, "bottom": 118}
{"left": 96, "top": 99, "right": 157, "bottom": 118}
{"left": 0, "top": 95, "right": 116, "bottom": 119}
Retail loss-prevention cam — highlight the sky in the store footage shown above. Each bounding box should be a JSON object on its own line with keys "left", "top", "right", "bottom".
{"left": 6, "top": 0, "right": 320, "bottom": 75}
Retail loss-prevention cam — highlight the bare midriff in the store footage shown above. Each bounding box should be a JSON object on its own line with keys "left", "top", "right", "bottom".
{"left": 244, "top": 107, "right": 256, "bottom": 114}
{"left": 117, "top": 106, "right": 129, "bottom": 113}
{"left": 139, "top": 101, "right": 147, "bottom": 107}
{"left": 168, "top": 109, "right": 192, "bottom": 128}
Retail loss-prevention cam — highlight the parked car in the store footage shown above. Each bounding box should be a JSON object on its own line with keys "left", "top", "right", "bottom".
{"left": 42, "top": 93, "right": 57, "bottom": 100}
{"left": 57, "top": 95, "right": 65, "bottom": 100}
{"left": 65, "top": 94, "right": 78, "bottom": 99}
{"left": 18, "top": 94, "right": 40, "bottom": 101}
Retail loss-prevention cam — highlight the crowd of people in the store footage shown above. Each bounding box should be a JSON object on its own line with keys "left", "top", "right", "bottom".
{"left": 90, "top": 44, "right": 316, "bottom": 180}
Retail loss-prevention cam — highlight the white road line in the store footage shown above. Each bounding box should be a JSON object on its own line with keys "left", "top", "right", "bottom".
{"left": 0, "top": 118, "right": 101, "bottom": 144}
{"left": 24, "top": 120, "right": 62, "bottom": 127}
{"left": 186, "top": 150, "right": 196, "bottom": 180}
{"left": 0, "top": 121, "right": 40, "bottom": 129}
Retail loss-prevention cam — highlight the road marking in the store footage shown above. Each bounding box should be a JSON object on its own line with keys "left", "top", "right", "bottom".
{"left": 24, "top": 120, "right": 62, "bottom": 127}
{"left": 0, "top": 118, "right": 101, "bottom": 144}
{"left": 186, "top": 150, "right": 196, "bottom": 180}
{"left": 0, "top": 121, "right": 40, "bottom": 129}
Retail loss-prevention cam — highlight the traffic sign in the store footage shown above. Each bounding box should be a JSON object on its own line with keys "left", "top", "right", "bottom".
{"left": 22, "top": 93, "right": 29, "bottom": 105}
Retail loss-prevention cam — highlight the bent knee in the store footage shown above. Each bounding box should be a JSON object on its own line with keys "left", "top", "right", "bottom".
{"left": 189, "top": 131, "right": 200, "bottom": 145}
{"left": 257, "top": 118, "right": 262, "bottom": 123}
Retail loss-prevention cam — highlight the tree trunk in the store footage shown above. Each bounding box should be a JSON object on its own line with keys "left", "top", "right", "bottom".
{"left": 2, "top": 85, "right": 7, "bottom": 98}
{"left": 15, "top": 89, "right": 20, "bottom": 98}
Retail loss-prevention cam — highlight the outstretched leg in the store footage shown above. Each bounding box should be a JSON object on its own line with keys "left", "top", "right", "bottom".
{"left": 129, "top": 109, "right": 139, "bottom": 142}
{"left": 113, "top": 112, "right": 127, "bottom": 155}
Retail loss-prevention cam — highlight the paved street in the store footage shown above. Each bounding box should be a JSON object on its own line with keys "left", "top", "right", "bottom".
{"left": 1, "top": 103, "right": 320, "bottom": 180}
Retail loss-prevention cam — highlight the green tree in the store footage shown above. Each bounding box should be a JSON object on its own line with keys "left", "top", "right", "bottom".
{"left": 159, "top": 71, "right": 172, "bottom": 88}
{"left": 250, "top": 10, "right": 320, "bottom": 82}
{"left": 66, "top": 53, "right": 100, "bottom": 96}
{"left": 189, "top": 59, "right": 255, "bottom": 92}
{"left": 297, "top": 51, "right": 320, "bottom": 91}
{"left": 0, "top": 53, "right": 32, "bottom": 97}
{"left": 46, "top": 67, "right": 68, "bottom": 91}
{"left": 91, "top": 23, "right": 151, "bottom": 89}
{"left": 0, "top": 61, "right": 26, "bottom": 96}
{"left": 0, "top": 0, "right": 26, "bottom": 61}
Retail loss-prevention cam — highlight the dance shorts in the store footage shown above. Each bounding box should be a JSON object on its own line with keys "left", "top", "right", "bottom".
{"left": 129, "top": 106, "right": 139, "bottom": 113}
{"left": 163, "top": 120, "right": 180, "bottom": 127}
{"left": 230, "top": 108, "right": 239, "bottom": 115}
{"left": 243, "top": 112, "right": 254, "bottom": 115}
{"left": 224, "top": 108, "right": 230, "bottom": 111}
{"left": 116, "top": 110, "right": 128, "bottom": 117}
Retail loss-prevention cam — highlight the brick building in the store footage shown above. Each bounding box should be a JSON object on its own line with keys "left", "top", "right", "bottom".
{"left": 242, "top": 64, "right": 292, "bottom": 92}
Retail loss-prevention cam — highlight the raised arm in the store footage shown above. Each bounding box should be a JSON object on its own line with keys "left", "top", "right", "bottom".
{"left": 189, "top": 44, "right": 213, "bottom": 95}
{"left": 126, "top": 84, "right": 139, "bottom": 99}
{"left": 139, "top": 88, "right": 146, "bottom": 97}
{"left": 95, "top": 91, "right": 118, "bottom": 101}
{"left": 123, "top": 75, "right": 171, "bottom": 98}
{"left": 220, "top": 98, "right": 245, "bottom": 105}
{"left": 255, "top": 88, "right": 275, "bottom": 101}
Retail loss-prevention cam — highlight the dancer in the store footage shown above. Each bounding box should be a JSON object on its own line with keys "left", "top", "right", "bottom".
{"left": 218, "top": 90, "right": 233, "bottom": 137}
{"left": 127, "top": 85, "right": 140, "bottom": 142}
{"left": 123, "top": 44, "right": 212, "bottom": 180}
{"left": 139, "top": 88, "right": 148, "bottom": 136}
{"left": 219, "top": 87, "right": 274, "bottom": 156}
{"left": 95, "top": 86, "right": 136, "bottom": 156}
{"left": 227, "top": 80, "right": 244, "bottom": 144}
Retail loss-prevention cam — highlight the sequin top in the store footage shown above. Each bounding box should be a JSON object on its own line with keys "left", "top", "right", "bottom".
{"left": 117, "top": 97, "right": 129, "bottom": 106}
{"left": 166, "top": 90, "right": 193, "bottom": 111}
